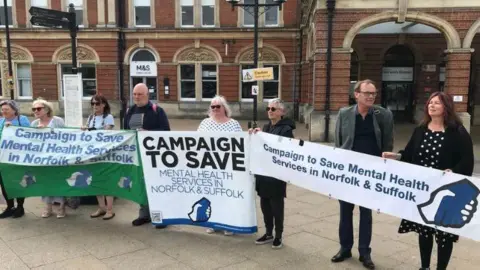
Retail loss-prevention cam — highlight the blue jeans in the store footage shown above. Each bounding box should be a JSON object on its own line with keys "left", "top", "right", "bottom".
{"left": 339, "top": 200, "right": 372, "bottom": 256}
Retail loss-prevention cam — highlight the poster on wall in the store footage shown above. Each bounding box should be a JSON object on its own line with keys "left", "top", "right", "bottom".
{"left": 382, "top": 67, "right": 414, "bottom": 81}
{"left": 63, "top": 74, "right": 83, "bottom": 128}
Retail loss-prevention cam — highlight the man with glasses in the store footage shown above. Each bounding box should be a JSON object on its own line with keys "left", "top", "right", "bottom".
{"left": 331, "top": 79, "right": 394, "bottom": 269}
{"left": 124, "top": 83, "right": 171, "bottom": 228}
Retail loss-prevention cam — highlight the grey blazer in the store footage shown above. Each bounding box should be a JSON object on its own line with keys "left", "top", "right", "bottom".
{"left": 335, "top": 105, "right": 394, "bottom": 152}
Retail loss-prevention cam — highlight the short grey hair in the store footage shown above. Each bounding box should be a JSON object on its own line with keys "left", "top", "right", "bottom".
{"left": 268, "top": 98, "right": 285, "bottom": 111}
{"left": 32, "top": 98, "right": 55, "bottom": 117}
{"left": 209, "top": 95, "right": 232, "bottom": 118}
{"left": 0, "top": 100, "right": 19, "bottom": 116}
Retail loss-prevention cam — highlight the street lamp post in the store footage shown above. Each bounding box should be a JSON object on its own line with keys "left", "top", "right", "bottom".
{"left": 226, "top": 0, "right": 286, "bottom": 129}
{"left": 3, "top": 0, "right": 14, "bottom": 99}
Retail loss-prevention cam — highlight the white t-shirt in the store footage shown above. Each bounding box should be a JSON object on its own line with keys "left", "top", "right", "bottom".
{"left": 87, "top": 114, "right": 115, "bottom": 130}
{"left": 197, "top": 118, "right": 242, "bottom": 132}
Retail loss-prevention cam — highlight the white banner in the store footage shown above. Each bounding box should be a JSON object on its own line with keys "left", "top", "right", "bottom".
{"left": 250, "top": 132, "right": 480, "bottom": 242}
{"left": 138, "top": 132, "right": 257, "bottom": 234}
{"left": 382, "top": 67, "right": 414, "bottom": 81}
{"left": 0, "top": 126, "right": 138, "bottom": 166}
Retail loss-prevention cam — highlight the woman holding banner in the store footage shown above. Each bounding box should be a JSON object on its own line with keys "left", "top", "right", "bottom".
{"left": 82, "top": 94, "right": 116, "bottom": 220}
{"left": 0, "top": 100, "right": 30, "bottom": 218}
{"left": 249, "top": 98, "right": 295, "bottom": 249}
{"left": 198, "top": 95, "right": 242, "bottom": 236}
{"left": 30, "top": 98, "right": 68, "bottom": 219}
{"left": 383, "top": 91, "right": 473, "bottom": 270}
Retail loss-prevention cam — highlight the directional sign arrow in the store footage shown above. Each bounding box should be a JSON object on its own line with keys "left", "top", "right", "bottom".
{"left": 30, "top": 16, "right": 70, "bottom": 29}
{"left": 29, "top": 6, "right": 71, "bottom": 21}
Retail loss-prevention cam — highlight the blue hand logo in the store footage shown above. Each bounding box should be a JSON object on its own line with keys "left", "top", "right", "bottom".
{"left": 66, "top": 171, "right": 92, "bottom": 188}
{"left": 188, "top": 197, "right": 212, "bottom": 223}
{"left": 418, "top": 179, "right": 480, "bottom": 228}
{"left": 20, "top": 172, "right": 36, "bottom": 188}
{"left": 118, "top": 177, "right": 132, "bottom": 190}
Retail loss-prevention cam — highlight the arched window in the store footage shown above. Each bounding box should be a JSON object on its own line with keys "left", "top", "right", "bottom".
{"left": 174, "top": 46, "right": 221, "bottom": 101}
{"left": 384, "top": 45, "right": 414, "bottom": 67}
{"left": 132, "top": 50, "right": 156, "bottom": 62}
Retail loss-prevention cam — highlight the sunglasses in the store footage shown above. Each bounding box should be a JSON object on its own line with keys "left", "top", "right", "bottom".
{"left": 210, "top": 105, "right": 221, "bottom": 109}
{"left": 91, "top": 102, "right": 101, "bottom": 106}
{"left": 266, "top": 107, "right": 277, "bottom": 112}
{"left": 32, "top": 107, "right": 44, "bottom": 112}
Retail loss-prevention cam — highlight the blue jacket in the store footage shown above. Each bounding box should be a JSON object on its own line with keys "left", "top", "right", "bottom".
{"left": 124, "top": 102, "right": 170, "bottom": 131}
{"left": 0, "top": 115, "right": 30, "bottom": 128}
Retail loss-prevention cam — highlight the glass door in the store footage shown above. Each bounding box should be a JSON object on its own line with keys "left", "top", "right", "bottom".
{"left": 131, "top": 77, "right": 158, "bottom": 103}
{"left": 382, "top": 82, "right": 414, "bottom": 123}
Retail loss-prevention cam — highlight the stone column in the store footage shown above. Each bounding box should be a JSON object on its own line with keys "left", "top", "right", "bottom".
{"left": 309, "top": 48, "right": 352, "bottom": 142}
{"left": 444, "top": 48, "right": 473, "bottom": 132}
{"left": 107, "top": 0, "right": 116, "bottom": 27}
{"left": 97, "top": 0, "right": 106, "bottom": 27}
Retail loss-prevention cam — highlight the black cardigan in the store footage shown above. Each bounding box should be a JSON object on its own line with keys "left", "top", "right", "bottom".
{"left": 399, "top": 125, "right": 474, "bottom": 176}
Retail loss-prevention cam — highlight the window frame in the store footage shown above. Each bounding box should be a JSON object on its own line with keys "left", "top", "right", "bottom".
{"left": 59, "top": 63, "right": 97, "bottom": 99}
{"left": 238, "top": 62, "right": 282, "bottom": 102}
{"left": 16, "top": 63, "right": 33, "bottom": 100}
{"left": 64, "top": 0, "right": 85, "bottom": 28}
{"left": 134, "top": 0, "right": 152, "bottom": 27}
{"left": 177, "top": 0, "right": 218, "bottom": 28}
{"left": 178, "top": 62, "right": 219, "bottom": 102}
{"left": 261, "top": 64, "right": 280, "bottom": 101}
{"left": 200, "top": 64, "right": 217, "bottom": 100}
{"left": 0, "top": 0, "right": 13, "bottom": 28}
{"left": 240, "top": 0, "right": 283, "bottom": 28}
{"left": 179, "top": 64, "right": 197, "bottom": 101}
{"left": 29, "top": 0, "right": 50, "bottom": 28}
{"left": 180, "top": 0, "right": 195, "bottom": 28}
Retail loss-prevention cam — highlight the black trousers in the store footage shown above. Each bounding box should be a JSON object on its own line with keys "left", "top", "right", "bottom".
{"left": 419, "top": 234, "right": 454, "bottom": 270}
{"left": 0, "top": 173, "right": 24, "bottom": 208}
{"left": 260, "top": 197, "right": 284, "bottom": 238}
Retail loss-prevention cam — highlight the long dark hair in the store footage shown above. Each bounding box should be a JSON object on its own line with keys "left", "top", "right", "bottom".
{"left": 91, "top": 94, "right": 111, "bottom": 116}
{"left": 421, "top": 91, "right": 462, "bottom": 128}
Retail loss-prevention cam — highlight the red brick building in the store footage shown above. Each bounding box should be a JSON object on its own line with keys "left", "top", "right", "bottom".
{"left": 2, "top": 1, "right": 480, "bottom": 142}
{"left": 302, "top": 0, "right": 480, "bottom": 141}
{"left": 0, "top": 0, "right": 300, "bottom": 122}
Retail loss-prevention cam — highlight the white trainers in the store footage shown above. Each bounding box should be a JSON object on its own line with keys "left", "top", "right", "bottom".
{"left": 206, "top": 228, "right": 216, "bottom": 234}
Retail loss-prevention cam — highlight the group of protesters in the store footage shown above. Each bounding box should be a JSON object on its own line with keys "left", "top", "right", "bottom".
{"left": 0, "top": 79, "right": 474, "bottom": 269}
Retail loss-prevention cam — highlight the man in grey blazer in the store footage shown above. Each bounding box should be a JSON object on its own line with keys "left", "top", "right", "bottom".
{"left": 331, "top": 79, "right": 394, "bottom": 270}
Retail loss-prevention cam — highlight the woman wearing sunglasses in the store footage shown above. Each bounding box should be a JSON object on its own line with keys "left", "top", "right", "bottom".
{"left": 0, "top": 100, "right": 30, "bottom": 218}
{"left": 197, "top": 95, "right": 242, "bottom": 236}
{"left": 82, "top": 94, "right": 116, "bottom": 220}
{"left": 30, "top": 98, "right": 67, "bottom": 218}
{"left": 249, "top": 98, "right": 295, "bottom": 249}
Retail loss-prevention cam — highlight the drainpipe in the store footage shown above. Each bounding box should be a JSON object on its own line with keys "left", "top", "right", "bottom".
{"left": 324, "top": 0, "right": 336, "bottom": 142}
{"left": 293, "top": 1, "right": 304, "bottom": 121}
{"left": 117, "top": 0, "right": 126, "bottom": 128}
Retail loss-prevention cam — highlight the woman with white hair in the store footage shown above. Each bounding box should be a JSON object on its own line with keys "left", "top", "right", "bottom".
{"left": 197, "top": 95, "right": 242, "bottom": 236}
{"left": 0, "top": 100, "right": 30, "bottom": 218}
{"left": 30, "top": 98, "right": 67, "bottom": 218}
{"left": 249, "top": 98, "right": 295, "bottom": 249}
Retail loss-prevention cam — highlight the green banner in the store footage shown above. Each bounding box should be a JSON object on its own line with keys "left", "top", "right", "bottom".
{"left": 0, "top": 126, "right": 147, "bottom": 205}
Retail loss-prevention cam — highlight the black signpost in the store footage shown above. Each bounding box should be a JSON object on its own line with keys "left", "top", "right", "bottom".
{"left": 29, "top": 4, "right": 78, "bottom": 73}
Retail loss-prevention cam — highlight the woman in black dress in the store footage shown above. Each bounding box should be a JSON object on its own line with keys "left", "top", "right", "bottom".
{"left": 382, "top": 91, "right": 473, "bottom": 270}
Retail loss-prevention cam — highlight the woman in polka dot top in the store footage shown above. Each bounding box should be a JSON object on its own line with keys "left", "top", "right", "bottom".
{"left": 197, "top": 95, "right": 242, "bottom": 235}
{"left": 383, "top": 92, "right": 473, "bottom": 270}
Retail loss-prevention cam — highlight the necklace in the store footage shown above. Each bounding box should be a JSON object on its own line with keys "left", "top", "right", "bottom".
{"left": 88, "top": 114, "right": 105, "bottom": 129}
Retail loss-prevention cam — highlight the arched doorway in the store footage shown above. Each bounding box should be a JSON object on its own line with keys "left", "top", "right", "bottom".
{"left": 130, "top": 49, "right": 158, "bottom": 101}
{"left": 381, "top": 45, "right": 415, "bottom": 122}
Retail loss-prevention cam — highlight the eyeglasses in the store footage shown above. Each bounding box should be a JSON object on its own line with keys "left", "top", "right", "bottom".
{"left": 210, "top": 105, "right": 221, "bottom": 109}
{"left": 91, "top": 102, "right": 101, "bottom": 106}
{"left": 32, "top": 107, "right": 44, "bottom": 112}
{"left": 266, "top": 107, "right": 277, "bottom": 112}
{"left": 360, "top": 91, "right": 377, "bottom": 97}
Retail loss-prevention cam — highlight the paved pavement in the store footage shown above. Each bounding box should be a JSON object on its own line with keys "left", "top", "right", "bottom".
{"left": 0, "top": 119, "right": 479, "bottom": 269}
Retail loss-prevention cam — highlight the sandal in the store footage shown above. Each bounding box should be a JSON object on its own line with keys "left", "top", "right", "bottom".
{"left": 102, "top": 212, "right": 115, "bottom": 220}
{"left": 41, "top": 210, "right": 52, "bottom": 218}
{"left": 56, "top": 207, "right": 66, "bottom": 219}
{"left": 90, "top": 209, "right": 106, "bottom": 218}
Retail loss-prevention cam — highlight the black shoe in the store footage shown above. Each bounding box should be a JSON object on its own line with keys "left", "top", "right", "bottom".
{"left": 419, "top": 268, "right": 430, "bottom": 270}
{"left": 0, "top": 207, "right": 15, "bottom": 219}
{"left": 331, "top": 249, "right": 352, "bottom": 262}
{"left": 272, "top": 238, "right": 283, "bottom": 249}
{"left": 131, "top": 217, "right": 151, "bottom": 226}
{"left": 255, "top": 234, "right": 274, "bottom": 245}
{"left": 155, "top": 225, "right": 167, "bottom": 229}
{"left": 12, "top": 207, "right": 24, "bottom": 218}
{"left": 359, "top": 255, "right": 375, "bottom": 269}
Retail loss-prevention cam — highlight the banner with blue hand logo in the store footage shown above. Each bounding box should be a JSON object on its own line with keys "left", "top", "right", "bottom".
{"left": 249, "top": 132, "right": 480, "bottom": 242}
{"left": 138, "top": 132, "right": 257, "bottom": 234}
{"left": 0, "top": 126, "right": 147, "bottom": 205}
